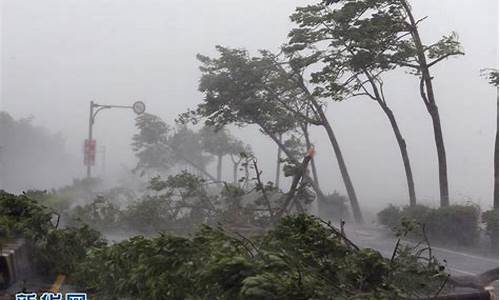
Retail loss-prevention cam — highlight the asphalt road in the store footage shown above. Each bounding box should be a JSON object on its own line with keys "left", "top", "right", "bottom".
{"left": 342, "top": 224, "right": 498, "bottom": 276}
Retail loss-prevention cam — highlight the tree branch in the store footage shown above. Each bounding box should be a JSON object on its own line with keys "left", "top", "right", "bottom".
{"left": 427, "top": 51, "right": 464, "bottom": 68}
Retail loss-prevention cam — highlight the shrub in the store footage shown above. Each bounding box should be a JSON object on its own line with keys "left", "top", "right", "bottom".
{"left": 317, "top": 191, "right": 350, "bottom": 221}
{"left": 482, "top": 209, "right": 498, "bottom": 251}
{"left": 74, "top": 214, "right": 447, "bottom": 300}
{"left": 377, "top": 204, "right": 402, "bottom": 229}
{"left": 0, "top": 191, "right": 54, "bottom": 240}
{"left": 377, "top": 204, "right": 480, "bottom": 246}
{"left": 0, "top": 191, "right": 106, "bottom": 277}
{"left": 31, "top": 225, "right": 106, "bottom": 277}
{"left": 424, "top": 205, "right": 480, "bottom": 246}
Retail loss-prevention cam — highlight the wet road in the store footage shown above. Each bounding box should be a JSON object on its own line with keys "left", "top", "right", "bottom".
{"left": 343, "top": 224, "right": 498, "bottom": 276}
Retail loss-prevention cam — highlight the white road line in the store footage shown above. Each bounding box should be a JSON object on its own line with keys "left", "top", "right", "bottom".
{"left": 375, "top": 248, "right": 478, "bottom": 276}
{"left": 349, "top": 228, "right": 499, "bottom": 264}
{"left": 428, "top": 246, "right": 499, "bottom": 263}
{"left": 448, "top": 268, "right": 476, "bottom": 276}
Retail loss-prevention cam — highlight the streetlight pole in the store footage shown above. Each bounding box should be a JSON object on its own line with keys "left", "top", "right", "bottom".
{"left": 85, "top": 100, "right": 146, "bottom": 178}
{"left": 87, "top": 101, "right": 95, "bottom": 178}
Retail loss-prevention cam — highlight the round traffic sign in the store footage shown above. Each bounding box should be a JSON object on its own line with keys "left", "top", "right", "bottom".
{"left": 132, "top": 101, "right": 146, "bottom": 115}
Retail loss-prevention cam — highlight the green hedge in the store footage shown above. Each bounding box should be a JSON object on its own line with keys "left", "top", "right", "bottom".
{"left": 377, "top": 204, "right": 480, "bottom": 246}
{"left": 482, "top": 209, "right": 498, "bottom": 251}
{"left": 317, "top": 191, "right": 349, "bottom": 221}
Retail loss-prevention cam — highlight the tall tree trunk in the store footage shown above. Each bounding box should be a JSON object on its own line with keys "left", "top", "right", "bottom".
{"left": 216, "top": 154, "right": 223, "bottom": 182}
{"left": 233, "top": 161, "right": 239, "bottom": 185}
{"left": 378, "top": 101, "right": 417, "bottom": 206}
{"left": 312, "top": 102, "right": 363, "bottom": 223}
{"left": 428, "top": 106, "right": 449, "bottom": 207}
{"left": 361, "top": 69, "right": 417, "bottom": 206}
{"left": 494, "top": 89, "right": 499, "bottom": 210}
{"left": 275, "top": 133, "right": 282, "bottom": 187}
{"left": 291, "top": 74, "right": 363, "bottom": 223}
{"left": 402, "top": 0, "right": 449, "bottom": 207}
{"left": 301, "top": 123, "right": 326, "bottom": 201}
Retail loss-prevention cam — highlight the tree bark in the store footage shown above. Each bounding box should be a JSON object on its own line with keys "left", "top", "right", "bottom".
{"left": 216, "top": 154, "right": 223, "bottom": 182}
{"left": 288, "top": 72, "right": 363, "bottom": 223}
{"left": 401, "top": 0, "right": 449, "bottom": 207}
{"left": 377, "top": 100, "right": 417, "bottom": 206}
{"left": 233, "top": 161, "right": 239, "bottom": 185}
{"left": 275, "top": 133, "right": 282, "bottom": 187}
{"left": 312, "top": 102, "right": 363, "bottom": 223}
{"left": 301, "top": 123, "right": 327, "bottom": 201}
{"left": 360, "top": 69, "right": 417, "bottom": 206}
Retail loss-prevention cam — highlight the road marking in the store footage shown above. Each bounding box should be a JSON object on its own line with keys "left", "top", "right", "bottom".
{"left": 349, "top": 228, "right": 498, "bottom": 264}
{"left": 427, "top": 246, "right": 499, "bottom": 263}
{"left": 362, "top": 247, "right": 482, "bottom": 276}
{"left": 448, "top": 268, "right": 476, "bottom": 276}
{"left": 50, "top": 274, "right": 65, "bottom": 293}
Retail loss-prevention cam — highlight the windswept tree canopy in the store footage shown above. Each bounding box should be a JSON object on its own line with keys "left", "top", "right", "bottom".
{"left": 195, "top": 46, "right": 302, "bottom": 136}
{"left": 287, "top": 0, "right": 463, "bottom": 99}
{"left": 132, "top": 113, "right": 174, "bottom": 173}
{"left": 200, "top": 126, "right": 243, "bottom": 158}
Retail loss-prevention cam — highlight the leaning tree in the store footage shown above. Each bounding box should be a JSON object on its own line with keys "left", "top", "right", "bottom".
{"left": 287, "top": 0, "right": 419, "bottom": 206}
{"left": 482, "top": 69, "right": 499, "bottom": 210}
{"left": 252, "top": 50, "right": 364, "bottom": 222}
{"left": 191, "top": 46, "right": 363, "bottom": 222}
{"left": 305, "top": 0, "right": 463, "bottom": 207}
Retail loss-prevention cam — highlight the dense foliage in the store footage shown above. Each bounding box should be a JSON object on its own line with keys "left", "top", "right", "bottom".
{"left": 64, "top": 171, "right": 295, "bottom": 236}
{"left": 75, "top": 214, "right": 446, "bottom": 300}
{"left": 1, "top": 189, "right": 452, "bottom": 299}
{"left": 481, "top": 209, "right": 498, "bottom": 251}
{"left": 0, "top": 191, "right": 105, "bottom": 276}
{"left": 377, "top": 204, "right": 481, "bottom": 246}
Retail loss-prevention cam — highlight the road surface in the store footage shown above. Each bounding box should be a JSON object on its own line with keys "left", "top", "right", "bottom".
{"left": 342, "top": 224, "right": 498, "bottom": 276}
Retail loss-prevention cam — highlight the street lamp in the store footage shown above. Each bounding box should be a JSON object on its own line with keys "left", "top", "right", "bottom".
{"left": 85, "top": 100, "right": 146, "bottom": 178}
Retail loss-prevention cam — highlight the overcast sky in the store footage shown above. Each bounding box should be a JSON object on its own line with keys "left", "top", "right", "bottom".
{"left": 1, "top": 0, "right": 498, "bottom": 211}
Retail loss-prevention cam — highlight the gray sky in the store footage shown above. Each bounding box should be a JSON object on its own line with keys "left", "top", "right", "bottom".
{"left": 1, "top": 0, "right": 498, "bottom": 211}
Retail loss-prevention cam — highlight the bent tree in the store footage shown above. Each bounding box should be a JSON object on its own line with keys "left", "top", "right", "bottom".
{"left": 211, "top": 48, "right": 364, "bottom": 223}
{"left": 259, "top": 53, "right": 364, "bottom": 223}
{"left": 483, "top": 69, "right": 499, "bottom": 209}
{"left": 191, "top": 46, "right": 331, "bottom": 211}
{"left": 288, "top": 1, "right": 417, "bottom": 206}
{"left": 316, "top": 0, "right": 463, "bottom": 207}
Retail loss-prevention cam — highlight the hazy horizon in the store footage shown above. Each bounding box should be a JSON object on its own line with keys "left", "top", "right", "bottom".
{"left": 1, "top": 0, "right": 498, "bottom": 212}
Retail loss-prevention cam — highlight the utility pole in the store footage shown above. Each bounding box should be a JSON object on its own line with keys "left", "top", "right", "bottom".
{"left": 84, "top": 100, "right": 146, "bottom": 178}
{"left": 86, "top": 101, "right": 95, "bottom": 178}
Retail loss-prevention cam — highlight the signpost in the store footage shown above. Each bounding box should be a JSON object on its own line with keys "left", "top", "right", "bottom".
{"left": 85, "top": 101, "right": 146, "bottom": 178}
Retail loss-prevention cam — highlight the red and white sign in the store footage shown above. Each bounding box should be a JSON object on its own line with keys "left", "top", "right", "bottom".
{"left": 84, "top": 139, "right": 96, "bottom": 166}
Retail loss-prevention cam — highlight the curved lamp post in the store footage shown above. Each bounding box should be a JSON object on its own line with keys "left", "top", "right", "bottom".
{"left": 85, "top": 100, "right": 146, "bottom": 178}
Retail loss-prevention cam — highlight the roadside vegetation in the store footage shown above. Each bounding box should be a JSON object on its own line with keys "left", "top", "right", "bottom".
{"left": 0, "top": 0, "right": 498, "bottom": 299}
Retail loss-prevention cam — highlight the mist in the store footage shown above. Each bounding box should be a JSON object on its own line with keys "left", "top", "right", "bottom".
{"left": 1, "top": 0, "right": 498, "bottom": 213}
